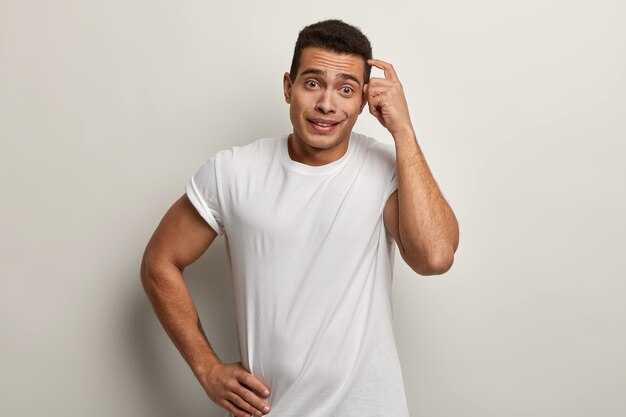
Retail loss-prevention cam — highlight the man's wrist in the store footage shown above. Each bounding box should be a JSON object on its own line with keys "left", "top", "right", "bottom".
{"left": 391, "top": 127, "right": 419, "bottom": 154}
{"left": 191, "top": 353, "right": 222, "bottom": 379}
{"left": 391, "top": 125, "right": 416, "bottom": 141}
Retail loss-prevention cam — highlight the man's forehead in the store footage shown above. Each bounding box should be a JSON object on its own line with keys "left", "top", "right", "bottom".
{"left": 298, "top": 47, "right": 366, "bottom": 83}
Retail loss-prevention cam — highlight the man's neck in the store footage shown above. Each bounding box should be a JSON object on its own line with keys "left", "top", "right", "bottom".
{"left": 287, "top": 133, "right": 350, "bottom": 166}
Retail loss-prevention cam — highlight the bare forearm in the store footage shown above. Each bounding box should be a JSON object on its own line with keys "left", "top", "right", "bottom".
{"left": 393, "top": 128, "right": 459, "bottom": 271}
{"left": 140, "top": 261, "right": 222, "bottom": 378}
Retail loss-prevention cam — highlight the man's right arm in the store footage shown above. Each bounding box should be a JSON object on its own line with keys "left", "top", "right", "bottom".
{"left": 140, "top": 194, "right": 271, "bottom": 417}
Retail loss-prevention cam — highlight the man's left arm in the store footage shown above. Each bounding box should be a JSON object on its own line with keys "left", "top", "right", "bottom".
{"left": 365, "top": 59, "right": 459, "bottom": 275}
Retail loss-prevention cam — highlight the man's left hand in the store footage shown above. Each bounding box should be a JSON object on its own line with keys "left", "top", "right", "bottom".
{"left": 364, "top": 59, "right": 413, "bottom": 137}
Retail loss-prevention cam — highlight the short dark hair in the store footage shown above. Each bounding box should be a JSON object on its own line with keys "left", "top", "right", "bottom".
{"left": 289, "top": 19, "right": 373, "bottom": 84}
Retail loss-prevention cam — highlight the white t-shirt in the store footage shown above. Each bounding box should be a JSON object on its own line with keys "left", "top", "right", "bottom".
{"left": 186, "top": 131, "right": 410, "bottom": 417}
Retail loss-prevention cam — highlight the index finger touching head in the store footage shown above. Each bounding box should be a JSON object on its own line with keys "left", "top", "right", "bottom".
{"left": 367, "top": 58, "right": 398, "bottom": 81}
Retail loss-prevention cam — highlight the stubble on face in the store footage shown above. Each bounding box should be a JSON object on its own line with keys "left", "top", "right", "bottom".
{"left": 283, "top": 47, "right": 367, "bottom": 166}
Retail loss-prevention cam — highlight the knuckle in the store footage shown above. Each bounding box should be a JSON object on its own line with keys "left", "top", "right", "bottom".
{"left": 241, "top": 390, "right": 267, "bottom": 414}
{"left": 223, "top": 401, "right": 238, "bottom": 416}
{"left": 237, "top": 374, "right": 252, "bottom": 386}
{"left": 237, "top": 370, "right": 250, "bottom": 382}
{"left": 226, "top": 390, "right": 239, "bottom": 401}
{"left": 230, "top": 397, "right": 251, "bottom": 417}
{"left": 226, "top": 378, "right": 239, "bottom": 391}
{"left": 239, "top": 388, "right": 257, "bottom": 404}
{"left": 236, "top": 385, "right": 255, "bottom": 403}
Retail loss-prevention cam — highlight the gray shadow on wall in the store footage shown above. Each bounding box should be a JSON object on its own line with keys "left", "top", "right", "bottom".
{"left": 129, "top": 238, "right": 240, "bottom": 417}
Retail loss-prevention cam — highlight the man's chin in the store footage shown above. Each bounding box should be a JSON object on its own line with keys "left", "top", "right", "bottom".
{"left": 305, "top": 134, "right": 348, "bottom": 151}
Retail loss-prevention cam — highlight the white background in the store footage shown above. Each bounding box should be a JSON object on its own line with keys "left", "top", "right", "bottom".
{"left": 1, "top": 0, "right": 625, "bottom": 416}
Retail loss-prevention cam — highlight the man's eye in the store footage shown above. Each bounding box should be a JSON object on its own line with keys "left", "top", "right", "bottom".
{"left": 305, "top": 80, "right": 318, "bottom": 88}
{"left": 341, "top": 86, "right": 354, "bottom": 94}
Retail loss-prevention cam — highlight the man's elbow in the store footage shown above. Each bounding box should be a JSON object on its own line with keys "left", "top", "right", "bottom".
{"left": 139, "top": 251, "right": 167, "bottom": 286}
{"left": 407, "top": 250, "right": 455, "bottom": 276}
{"left": 427, "top": 254, "right": 455, "bottom": 275}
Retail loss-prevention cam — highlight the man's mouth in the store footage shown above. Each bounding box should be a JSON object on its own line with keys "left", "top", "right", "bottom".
{"left": 308, "top": 119, "right": 341, "bottom": 132}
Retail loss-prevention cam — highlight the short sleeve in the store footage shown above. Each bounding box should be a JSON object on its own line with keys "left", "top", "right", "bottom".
{"left": 380, "top": 143, "right": 398, "bottom": 202}
{"left": 185, "top": 155, "right": 225, "bottom": 236}
{"left": 383, "top": 166, "right": 398, "bottom": 202}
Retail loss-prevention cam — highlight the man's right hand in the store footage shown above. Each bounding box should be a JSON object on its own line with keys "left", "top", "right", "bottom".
{"left": 200, "top": 360, "right": 272, "bottom": 417}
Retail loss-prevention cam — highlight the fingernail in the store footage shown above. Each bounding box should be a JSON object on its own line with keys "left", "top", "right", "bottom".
{"left": 264, "top": 390, "right": 270, "bottom": 396}
{"left": 263, "top": 405, "right": 270, "bottom": 413}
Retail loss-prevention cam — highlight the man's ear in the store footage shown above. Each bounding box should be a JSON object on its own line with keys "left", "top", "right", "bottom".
{"left": 283, "top": 72, "right": 292, "bottom": 104}
{"left": 359, "top": 83, "right": 369, "bottom": 114}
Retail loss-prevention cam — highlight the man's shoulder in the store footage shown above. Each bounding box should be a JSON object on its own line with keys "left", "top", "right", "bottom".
{"left": 351, "top": 131, "right": 396, "bottom": 165}
{"left": 213, "top": 134, "right": 284, "bottom": 163}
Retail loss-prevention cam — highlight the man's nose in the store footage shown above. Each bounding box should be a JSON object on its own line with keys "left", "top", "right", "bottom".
{"left": 315, "top": 89, "right": 336, "bottom": 114}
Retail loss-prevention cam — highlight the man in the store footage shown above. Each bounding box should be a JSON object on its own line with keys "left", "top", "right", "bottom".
{"left": 141, "top": 19, "right": 459, "bottom": 417}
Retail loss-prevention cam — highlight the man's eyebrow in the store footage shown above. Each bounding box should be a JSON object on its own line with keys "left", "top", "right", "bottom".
{"left": 299, "top": 68, "right": 362, "bottom": 85}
